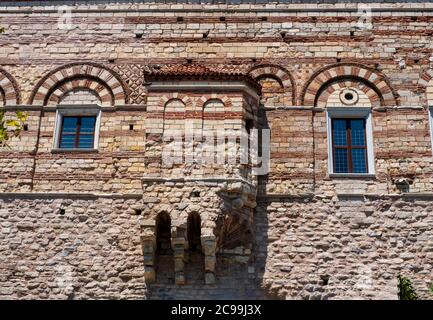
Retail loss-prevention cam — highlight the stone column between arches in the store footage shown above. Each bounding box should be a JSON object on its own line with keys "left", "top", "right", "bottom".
{"left": 139, "top": 179, "right": 257, "bottom": 286}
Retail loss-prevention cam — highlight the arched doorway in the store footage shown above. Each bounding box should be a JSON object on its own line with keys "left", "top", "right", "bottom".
{"left": 185, "top": 212, "right": 205, "bottom": 283}
{"left": 155, "top": 212, "right": 174, "bottom": 284}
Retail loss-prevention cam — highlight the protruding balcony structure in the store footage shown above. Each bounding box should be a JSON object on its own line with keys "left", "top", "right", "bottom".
{"left": 139, "top": 64, "right": 263, "bottom": 285}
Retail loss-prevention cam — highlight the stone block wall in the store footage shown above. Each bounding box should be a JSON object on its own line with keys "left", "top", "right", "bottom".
{"left": 0, "top": 193, "right": 265, "bottom": 300}
{"left": 0, "top": 195, "right": 146, "bottom": 299}
{"left": 255, "top": 194, "right": 433, "bottom": 299}
{"left": 0, "top": 1, "right": 433, "bottom": 299}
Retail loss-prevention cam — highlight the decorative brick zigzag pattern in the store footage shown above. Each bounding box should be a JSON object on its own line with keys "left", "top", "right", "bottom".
{"left": 112, "top": 64, "right": 146, "bottom": 105}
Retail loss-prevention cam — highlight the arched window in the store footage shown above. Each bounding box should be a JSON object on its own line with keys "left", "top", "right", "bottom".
{"left": 163, "top": 98, "right": 186, "bottom": 132}
{"left": 325, "top": 85, "right": 376, "bottom": 175}
{"left": 0, "top": 88, "right": 4, "bottom": 106}
{"left": 202, "top": 99, "right": 225, "bottom": 132}
{"left": 52, "top": 89, "right": 102, "bottom": 151}
{"left": 155, "top": 212, "right": 174, "bottom": 284}
{"left": 185, "top": 212, "right": 205, "bottom": 284}
{"left": 187, "top": 212, "right": 202, "bottom": 252}
{"left": 156, "top": 212, "right": 172, "bottom": 254}
{"left": 257, "top": 75, "right": 286, "bottom": 107}
{"left": 59, "top": 88, "right": 102, "bottom": 105}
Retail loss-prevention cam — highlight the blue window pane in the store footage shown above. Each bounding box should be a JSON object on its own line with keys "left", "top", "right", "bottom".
{"left": 332, "top": 119, "right": 347, "bottom": 146}
{"left": 62, "top": 117, "right": 78, "bottom": 128}
{"left": 59, "top": 135, "right": 75, "bottom": 149}
{"left": 80, "top": 117, "right": 96, "bottom": 130}
{"left": 78, "top": 135, "right": 94, "bottom": 148}
{"left": 334, "top": 148, "right": 348, "bottom": 173}
{"left": 62, "top": 117, "right": 78, "bottom": 135}
{"left": 352, "top": 149, "right": 367, "bottom": 173}
{"left": 351, "top": 119, "right": 366, "bottom": 146}
{"left": 59, "top": 116, "right": 96, "bottom": 149}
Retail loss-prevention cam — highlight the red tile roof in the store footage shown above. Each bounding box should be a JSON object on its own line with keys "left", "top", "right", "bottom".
{"left": 145, "top": 64, "right": 244, "bottom": 76}
{"left": 144, "top": 64, "right": 261, "bottom": 92}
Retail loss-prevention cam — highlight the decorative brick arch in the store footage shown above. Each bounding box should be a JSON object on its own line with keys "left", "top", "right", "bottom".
{"left": 316, "top": 79, "right": 380, "bottom": 108}
{"left": 418, "top": 69, "right": 433, "bottom": 106}
{"left": 0, "top": 67, "right": 21, "bottom": 105}
{"left": 200, "top": 97, "right": 227, "bottom": 128}
{"left": 248, "top": 64, "right": 296, "bottom": 105}
{"left": 58, "top": 87, "right": 102, "bottom": 105}
{"left": 418, "top": 69, "right": 433, "bottom": 87}
{"left": 160, "top": 94, "right": 193, "bottom": 132}
{"left": 29, "top": 63, "right": 129, "bottom": 106}
{"left": 47, "top": 81, "right": 108, "bottom": 106}
{"left": 158, "top": 93, "right": 192, "bottom": 110}
{"left": 197, "top": 95, "right": 233, "bottom": 110}
{"left": 301, "top": 63, "right": 398, "bottom": 107}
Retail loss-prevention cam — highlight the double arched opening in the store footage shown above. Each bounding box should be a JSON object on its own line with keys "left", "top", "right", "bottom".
{"left": 154, "top": 211, "right": 205, "bottom": 284}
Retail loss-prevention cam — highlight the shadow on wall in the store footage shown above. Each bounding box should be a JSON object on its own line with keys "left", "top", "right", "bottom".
{"left": 147, "top": 202, "right": 275, "bottom": 299}
{"left": 253, "top": 108, "right": 282, "bottom": 300}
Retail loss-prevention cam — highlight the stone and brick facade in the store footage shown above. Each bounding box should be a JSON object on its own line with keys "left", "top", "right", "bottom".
{"left": 0, "top": 0, "right": 433, "bottom": 299}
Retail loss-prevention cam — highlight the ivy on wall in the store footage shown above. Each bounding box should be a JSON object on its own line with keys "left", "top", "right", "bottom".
{"left": 0, "top": 111, "right": 27, "bottom": 148}
{"left": 397, "top": 274, "right": 418, "bottom": 300}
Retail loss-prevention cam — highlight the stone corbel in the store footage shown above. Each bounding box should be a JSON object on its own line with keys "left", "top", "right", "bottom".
{"left": 140, "top": 219, "right": 156, "bottom": 284}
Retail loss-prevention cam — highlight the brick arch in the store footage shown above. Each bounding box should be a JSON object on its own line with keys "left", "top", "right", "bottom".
{"left": 419, "top": 69, "right": 433, "bottom": 86}
{"left": 161, "top": 96, "right": 191, "bottom": 132}
{"left": 301, "top": 63, "right": 398, "bottom": 107}
{"left": 197, "top": 95, "right": 232, "bottom": 110}
{"left": 418, "top": 69, "right": 433, "bottom": 106}
{"left": 0, "top": 67, "right": 21, "bottom": 105}
{"left": 0, "top": 87, "right": 4, "bottom": 106}
{"left": 248, "top": 64, "right": 296, "bottom": 105}
{"left": 199, "top": 96, "right": 234, "bottom": 129}
{"left": 29, "top": 63, "right": 129, "bottom": 106}
{"left": 316, "top": 79, "right": 381, "bottom": 108}
{"left": 58, "top": 87, "right": 102, "bottom": 105}
{"left": 158, "top": 93, "right": 192, "bottom": 110}
{"left": 201, "top": 98, "right": 226, "bottom": 131}
{"left": 164, "top": 98, "right": 186, "bottom": 110}
{"left": 202, "top": 98, "right": 225, "bottom": 108}
{"left": 47, "top": 80, "right": 111, "bottom": 106}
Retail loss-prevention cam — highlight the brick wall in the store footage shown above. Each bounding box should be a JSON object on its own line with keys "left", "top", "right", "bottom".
{"left": 1, "top": 1, "right": 433, "bottom": 299}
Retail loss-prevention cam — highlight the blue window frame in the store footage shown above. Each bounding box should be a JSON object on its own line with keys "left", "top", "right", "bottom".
{"left": 332, "top": 118, "right": 368, "bottom": 173}
{"left": 59, "top": 116, "right": 96, "bottom": 149}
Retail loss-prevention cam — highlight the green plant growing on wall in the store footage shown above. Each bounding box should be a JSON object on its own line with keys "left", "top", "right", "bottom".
{"left": 397, "top": 274, "right": 418, "bottom": 300}
{"left": 429, "top": 283, "right": 433, "bottom": 296}
{"left": 0, "top": 111, "right": 27, "bottom": 148}
{"left": 0, "top": 28, "right": 28, "bottom": 147}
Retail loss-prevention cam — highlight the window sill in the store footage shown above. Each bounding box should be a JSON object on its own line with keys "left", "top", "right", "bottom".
{"left": 51, "top": 148, "right": 99, "bottom": 154}
{"left": 329, "top": 173, "right": 376, "bottom": 179}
